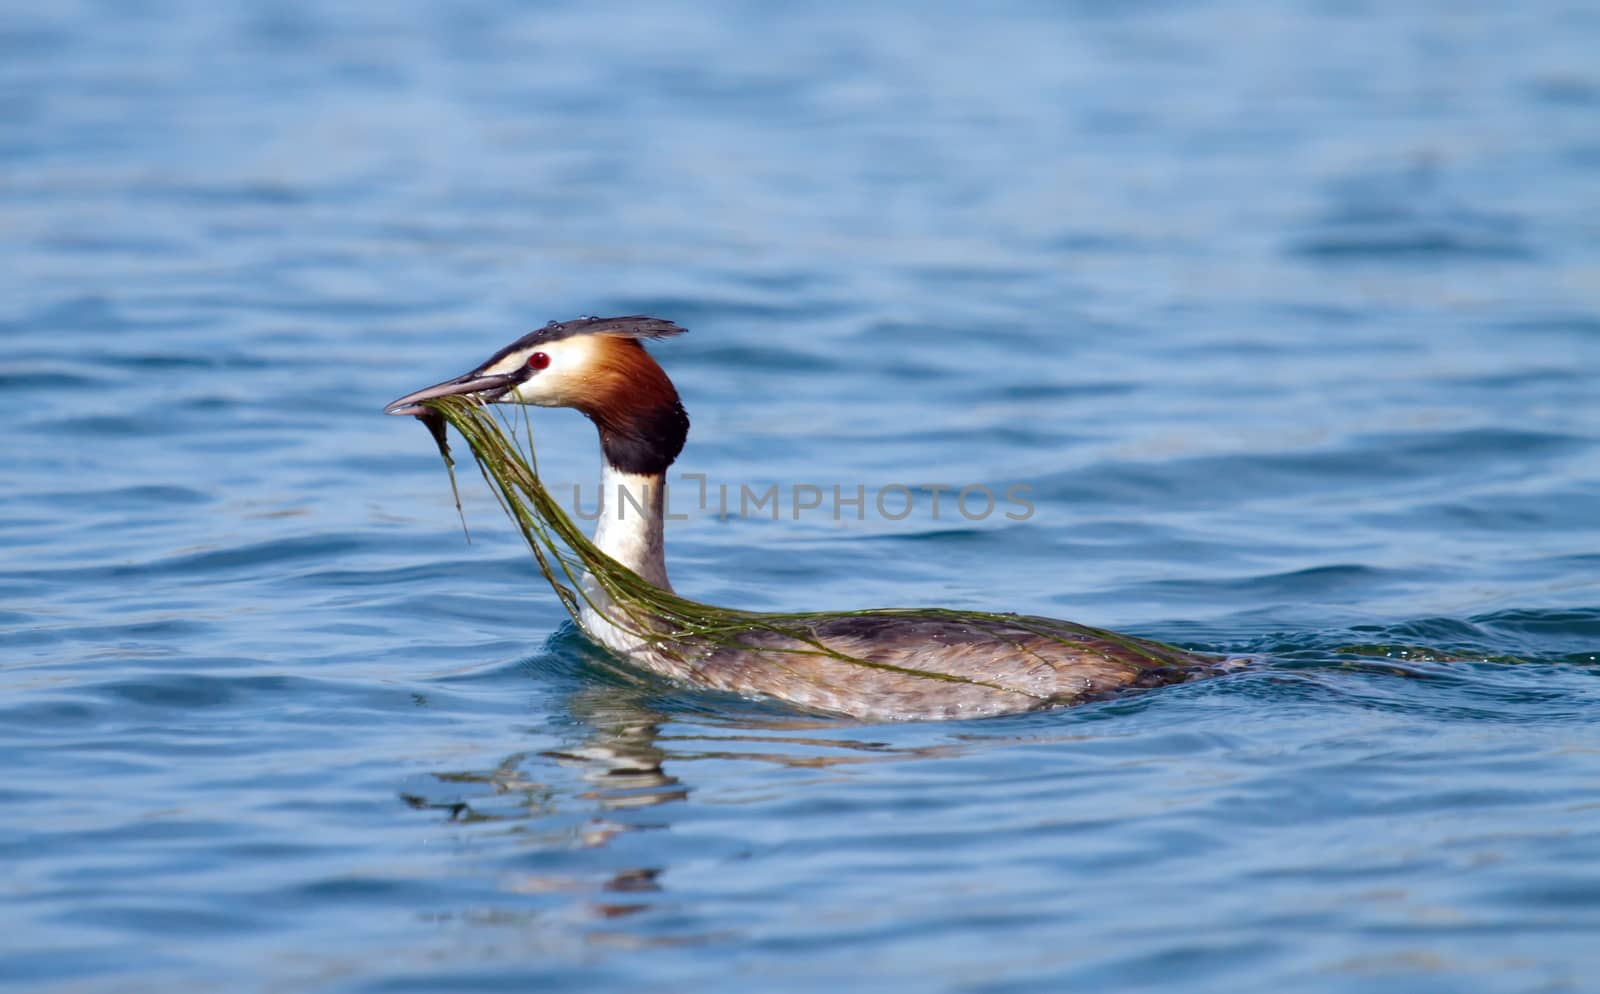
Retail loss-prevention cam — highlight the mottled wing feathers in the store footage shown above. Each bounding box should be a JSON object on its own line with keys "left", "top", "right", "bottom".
{"left": 683, "top": 612, "right": 1211, "bottom": 721}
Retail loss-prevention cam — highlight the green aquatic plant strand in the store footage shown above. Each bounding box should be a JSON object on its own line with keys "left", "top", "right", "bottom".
{"left": 418, "top": 394, "right": 1193, "bottom": 687}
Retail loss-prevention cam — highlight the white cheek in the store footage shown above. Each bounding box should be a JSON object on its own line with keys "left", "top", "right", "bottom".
{"left": 511, "top": 365, "right": 575, "bottom": 406}
{"left": 492, "top": 336, "right": 596, "bottom": 405}
{"left": 510, "top": 374, "right": 548, "bottom": 404}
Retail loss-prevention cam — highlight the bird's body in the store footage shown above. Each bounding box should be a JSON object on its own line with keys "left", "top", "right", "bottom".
{"left": 621, "top": 614, "right": 1204, "bottom": 722}
{"left": 387, "top": 316, "right": 1220, "bottom": 721}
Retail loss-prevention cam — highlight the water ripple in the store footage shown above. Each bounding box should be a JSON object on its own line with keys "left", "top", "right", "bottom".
{"left": 3, "top": 1, "right": 1599, "bottom": 991}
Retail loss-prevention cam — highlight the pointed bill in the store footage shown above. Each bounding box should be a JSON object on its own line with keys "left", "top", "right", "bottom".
{"left": 383, "top": 372, "right": 518, "bottom": 417}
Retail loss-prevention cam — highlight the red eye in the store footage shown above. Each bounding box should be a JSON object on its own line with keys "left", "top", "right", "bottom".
{"left": 527, "top": 352, "right": 550, "bottom": 371}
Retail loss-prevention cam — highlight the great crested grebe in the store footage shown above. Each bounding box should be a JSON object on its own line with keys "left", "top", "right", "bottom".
{"left": 386, "top": 316, "right": 1219, "bottom": 721}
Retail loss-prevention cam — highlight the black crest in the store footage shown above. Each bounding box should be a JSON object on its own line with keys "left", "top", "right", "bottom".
{"left": 478, "top": 315, "right": 686, "bottom": 371}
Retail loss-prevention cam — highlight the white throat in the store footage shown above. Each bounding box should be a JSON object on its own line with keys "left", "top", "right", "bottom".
{"left": 579, "top": 462, "right": 671, "bottom": 653}
{"left": 590, "top": 463, "right": 670, "bottom": 588}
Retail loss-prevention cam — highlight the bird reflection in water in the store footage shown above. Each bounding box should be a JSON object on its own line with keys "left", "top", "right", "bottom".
{"left": 403, "top": 662, "right": 967, "bottom": 938}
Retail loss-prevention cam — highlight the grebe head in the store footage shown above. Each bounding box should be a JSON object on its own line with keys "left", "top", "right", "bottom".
{"left": 384, "top": 315, "right": 690, "bottom": 475}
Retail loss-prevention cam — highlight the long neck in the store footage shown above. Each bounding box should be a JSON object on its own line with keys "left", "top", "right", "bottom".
{"left": 590, "top": 460, "right": 671, "bottom": 591}
{"left": 572, "top": 341, "right": 686, "bottom": 653}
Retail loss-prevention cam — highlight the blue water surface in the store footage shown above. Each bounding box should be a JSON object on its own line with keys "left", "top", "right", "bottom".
{"left": 3, "top": 1, "right": 1600, "bottom": 991}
